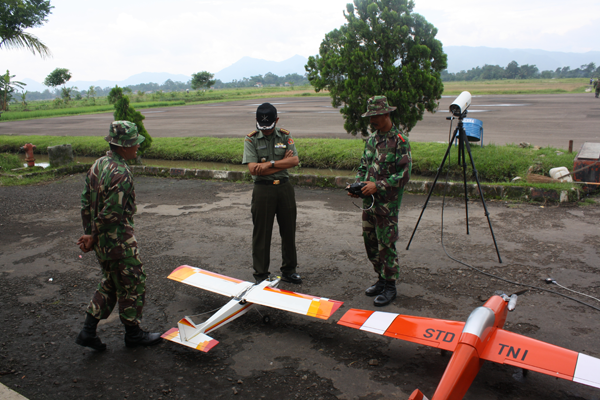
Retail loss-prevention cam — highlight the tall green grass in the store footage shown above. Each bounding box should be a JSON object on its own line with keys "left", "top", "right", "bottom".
{"left": 0, "top": 135, "right": 576, "bottom": 183}
{"left": 0, "top": 153, "right": 23, "bottom": 171}
{"left": 0, "top": 101, "right": 186, "bottom": 122}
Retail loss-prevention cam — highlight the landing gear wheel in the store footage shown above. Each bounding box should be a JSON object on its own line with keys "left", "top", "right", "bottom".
{"left": 263, "top": 315, "right": 271, "bottom": 324}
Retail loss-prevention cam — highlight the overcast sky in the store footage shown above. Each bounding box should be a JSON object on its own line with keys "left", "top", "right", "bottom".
{"left": 3, "top": 0, "right": 599, "bottom": 83}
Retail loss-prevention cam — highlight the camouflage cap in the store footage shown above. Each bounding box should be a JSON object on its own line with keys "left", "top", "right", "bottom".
{"left": 361, "top": 95, "right": 397, "bottom": 117}
{"left": 104, "top": 121, "right": 145, "bottom": 147}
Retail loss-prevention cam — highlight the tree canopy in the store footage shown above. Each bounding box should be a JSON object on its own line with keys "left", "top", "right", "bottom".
{"left": 0, "top": 0, "right": 53, "bottom": 58}
{"left": 305, "top": 0, "right": 446, "bottom": 136}
{"left": 191, "top": 71, "right": 216, "bottom": 90}
{"left": 44, "top": 67, "right": 71, "bottom": 87}
{"left": 0, "top": 70, "right": 26, "bottom": 111}
{"left": 111, "top": 86, "right": 153, "bottom": 156}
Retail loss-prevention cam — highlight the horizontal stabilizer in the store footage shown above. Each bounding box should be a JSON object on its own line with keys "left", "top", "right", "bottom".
{"left": 167, "top": 265, "right": 253, "bottom": 298}
{"left": 161, "top": 328, "right": 219, "bottom": 353}
{"left": 244, "top": 286, "right": 343, "bottom": 320}
{"left": 338, "top": 309, "right": 464, "bottom": 352}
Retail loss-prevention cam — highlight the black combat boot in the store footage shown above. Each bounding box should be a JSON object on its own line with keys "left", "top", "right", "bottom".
{"left": 124, "top": 324, "right": 162, "bottom": 348}
{"left": 365, "top": 277, "right": 386, "bottom": 297}
{"left": 373, "top": 280, "right": 397, "bottom": 307}
{"left": 75, "top": 313, "right": 107, "bottom": 351}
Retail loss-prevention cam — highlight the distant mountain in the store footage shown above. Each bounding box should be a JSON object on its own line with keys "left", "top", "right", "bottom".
{"left": 20, "top": 72, "right": 192, "bottom": 93}
{"left": 214, "top": 55, "right": 308, "bottom": 82}
{"left": 444, "top": 46, "right": 600, "bottom": 73}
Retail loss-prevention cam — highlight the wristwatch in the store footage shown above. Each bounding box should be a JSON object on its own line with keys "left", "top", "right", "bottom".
{"left": 270, "top": 160, "right": 275, "bottom": 168}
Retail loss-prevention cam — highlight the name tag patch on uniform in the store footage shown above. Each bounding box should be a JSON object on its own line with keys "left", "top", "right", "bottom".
{"left": 257, "top": 145, "right": 267, "bottom": 150}
{"left": 275, "top": 143, "right": 287, "bottom": 149}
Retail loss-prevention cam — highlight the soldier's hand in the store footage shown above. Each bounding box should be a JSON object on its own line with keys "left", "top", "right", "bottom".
{"left": 345, "top": 184, "right": 360, "bottom": 198}
{"left": 77, "top": 234, "right": 95, "bottom": 253}
{"left": 361, "top": 181, "right": 378, "bottom": 196}
{"left": 283, "top": 150, "right": 293, "bottom": 159}
{"left": 254, "top": 162, "right": 271, "bottom": 175}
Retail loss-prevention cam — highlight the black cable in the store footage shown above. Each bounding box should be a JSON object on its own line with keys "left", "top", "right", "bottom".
{"left": 438, "top": 124, "right": 600, "bottom": 313}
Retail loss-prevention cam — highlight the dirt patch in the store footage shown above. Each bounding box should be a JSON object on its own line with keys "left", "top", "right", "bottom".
{"left": 1, "top": 175, "right": 599, "bottom": 399}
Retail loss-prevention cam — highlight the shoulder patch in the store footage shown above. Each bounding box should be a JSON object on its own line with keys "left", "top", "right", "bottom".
{"left": 247, "top": 130, "right": 258, "bottom": 137}
{"left": 397, "top": 133, "right": 405, "bottom": 143}
{"left": 279, "top": 128, "right": 290, "bottom": 135}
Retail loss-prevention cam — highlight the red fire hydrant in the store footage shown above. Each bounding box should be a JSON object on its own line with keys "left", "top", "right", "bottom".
{"left": 21, "top": 143, "right": 36, "bottom": 167}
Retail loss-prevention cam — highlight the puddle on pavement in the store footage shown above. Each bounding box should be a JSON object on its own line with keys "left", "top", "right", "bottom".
{"left": 22, "top": 154, "right": 356, "bottom": 177}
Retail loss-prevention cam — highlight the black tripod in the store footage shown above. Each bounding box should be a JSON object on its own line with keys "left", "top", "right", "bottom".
{"left": 406, "top": 112, "right": 502, "bottom": 263}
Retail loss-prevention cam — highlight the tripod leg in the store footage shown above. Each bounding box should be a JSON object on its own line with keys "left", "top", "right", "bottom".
{"left": 463, "top": 137, "right": 503, "bottom": 263}
{"left": 407, "top": 129, "right": 458, "bottom": 250}
{"left": 459, "top": 129, "right": 470, "bottom": 235}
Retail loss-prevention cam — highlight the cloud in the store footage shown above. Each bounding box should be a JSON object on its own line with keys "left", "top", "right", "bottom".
{"left": 3, "top": 0, "right": 597, "bottom": 83}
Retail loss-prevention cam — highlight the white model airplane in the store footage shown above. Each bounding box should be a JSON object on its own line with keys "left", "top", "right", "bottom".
{"left": 161, "top": 265, "right": 343, "bottom": 352}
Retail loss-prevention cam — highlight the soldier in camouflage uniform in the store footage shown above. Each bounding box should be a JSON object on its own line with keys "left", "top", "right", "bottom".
{"left": 76, "top": 121, "right": 161, "bottom": 351}
{"left": 242, "top": 103, "right": 302, "bottom": 284}
{"left": 347, "top": 96, "right": 412, "bottom": 306}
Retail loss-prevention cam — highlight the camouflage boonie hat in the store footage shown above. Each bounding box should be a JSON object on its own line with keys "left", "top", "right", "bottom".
{"left": 361, "top": 95, "right": 397, "bottom": 117}
{"left": 104, "top": 121, "right": 145, "bottom": 147}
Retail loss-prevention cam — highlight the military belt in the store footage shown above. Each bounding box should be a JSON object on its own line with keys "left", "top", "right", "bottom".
{"left": 254, "top": 178, "right": 289, "bottom": 185}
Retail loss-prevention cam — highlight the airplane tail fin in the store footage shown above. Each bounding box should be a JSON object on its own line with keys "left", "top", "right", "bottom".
{"left": 160, "top": 317, "right": 219, "bottom": 352}
{"left": 408, "top": 389, "right": 429, "bottom": 400}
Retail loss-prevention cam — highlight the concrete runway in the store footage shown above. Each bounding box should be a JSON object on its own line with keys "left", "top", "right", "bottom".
{"left": 1, "top": 93, "right": 599, "bottom": 150}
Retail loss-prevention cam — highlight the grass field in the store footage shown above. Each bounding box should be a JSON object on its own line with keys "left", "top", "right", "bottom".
{"left": 0, "top": 135, "right": 577, "bottom": 185}
{"left": 442, "top": 78, "right": 590, "bottom": 95}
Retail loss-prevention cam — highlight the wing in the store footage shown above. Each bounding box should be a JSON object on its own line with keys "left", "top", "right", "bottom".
{"left": 480, "top": 329, "right": 600, "bottom": 389}
{"left": 167, "top": 265, "right": 253, "bottom": 297}
{"left": 338, "top": 309, "right": 464, "bottom": 352}
{"left": 243, "top": 286, "right": 343, "bottom": 320}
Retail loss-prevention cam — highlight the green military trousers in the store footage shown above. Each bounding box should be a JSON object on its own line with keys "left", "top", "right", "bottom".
{"left": 87, "top": 254, "right": 146, "bottom": 326}
{"left": 362, "top": 211, "right": 400, "bottom": 280}
{"left": 251, "top": 180, "right": 297, "bottom": 281}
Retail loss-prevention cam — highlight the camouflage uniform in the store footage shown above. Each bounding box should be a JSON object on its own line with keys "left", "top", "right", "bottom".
{"left": 81, "top": 122, "right": 146, "bottom": 326}
{"left": 357, "top": 96, "right": 412, "bottom": 281}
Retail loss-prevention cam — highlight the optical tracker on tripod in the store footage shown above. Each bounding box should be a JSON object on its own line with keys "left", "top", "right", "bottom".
{"left": 406, "top": 90, "right": 502, "bottom": 263}
{"left": 449, "top": 91, "right": 472, "bottom": 117}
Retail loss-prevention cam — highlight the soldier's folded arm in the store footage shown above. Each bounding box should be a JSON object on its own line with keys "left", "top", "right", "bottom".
{"left": 248, "top": 156, "right": 299, "bottom": 176}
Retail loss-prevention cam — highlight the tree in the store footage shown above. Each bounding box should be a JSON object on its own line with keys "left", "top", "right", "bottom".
{"left": 305, "top": 0, "right": 446, "bottom": 136}
{"left": 505, "top": 61, "right": 520, "bottom": 79}
{"left": 191, "top": 71, "right": 215, "bottom": 90}
{"left": 60, "top": 86, "right": 77, "bottom": 102}
{"left": 86, "top": 85, "right": 96, "bottom": 99}
{"left": 0, "top": 0, "right": 53, "bottom": 58}
{"left": 44, "top": 67, "right": 71, "bottom": 88}
{"left": 0, "top": 70, "right": 26, "bottom": 111}
{"left": 110, "top": 85, "right": 153, "bottom": 157}
{"left": 19, "top": 91, "right": 28, "bottom": 109}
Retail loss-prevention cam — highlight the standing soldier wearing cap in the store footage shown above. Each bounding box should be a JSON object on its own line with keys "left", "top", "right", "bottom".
{"left": 347, "top": 96, "right": 412, "bottom": 306}
{"left": 242, "top": 103, "right": 302, "bottom": 284}
{"left": 75, "top": 121, "right": 161, "bottom": 351}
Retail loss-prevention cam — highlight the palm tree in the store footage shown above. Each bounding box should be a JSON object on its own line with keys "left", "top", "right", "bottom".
{"left": 0, "top": 30, "right": 51, "bottom": 58}
{"left": 0, "top": 70, "right": 26, "bottom": 111}
{"left": 0, "top": 0, "right": 53, "bottom": 58}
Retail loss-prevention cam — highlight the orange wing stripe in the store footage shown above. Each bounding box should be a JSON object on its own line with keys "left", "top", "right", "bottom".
{"left": 168, "top": 265, "right": 197, "bottom": 282}
{"left": 264, "top": 286, "right": 317, "bottom": 300}
{"left": 161, "top": 328, "right": 179, "bottom": 340}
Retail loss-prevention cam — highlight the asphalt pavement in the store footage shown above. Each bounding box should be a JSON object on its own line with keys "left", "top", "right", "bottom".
{"left": 1, "top": 93, "right": 599, "bottom": 150}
